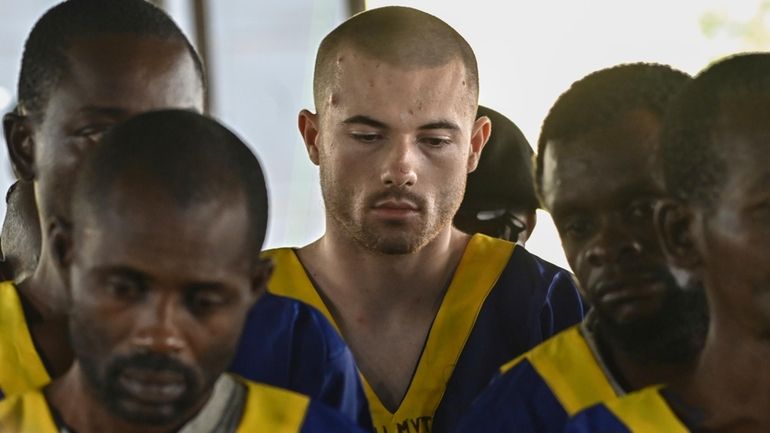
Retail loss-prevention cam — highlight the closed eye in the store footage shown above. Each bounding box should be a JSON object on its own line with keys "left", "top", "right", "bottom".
{"left": 350, "top": 132, "right": 383, "bottom": 143}
{"left": 419, "top": 136, "right": 452, "bottom": 147}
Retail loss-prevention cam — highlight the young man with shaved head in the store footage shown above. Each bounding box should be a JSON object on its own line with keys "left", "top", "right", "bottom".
{"left": 0, "top": 110, "right": 365, "bottom": 433}
{"left": 565, "top": 53, "right": 770, "bottom": 433}
{"left": 267, "top": 7, "right": 584, "bottom": 433}
{"left": 0, "top": 1, "right": 370, "bottom": 427}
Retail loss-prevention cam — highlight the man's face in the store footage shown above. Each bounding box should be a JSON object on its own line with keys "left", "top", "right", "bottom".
{"left": 542, "top": 110, "right": 673, "bottom": 325}
{"left": 691, "top": 97, "right": 770, "bottom": 337}
{"left": 30, "top": 34, "right": 203, "bottom": 228}
{"left": 307, "top": 50, "right": 487, "bottom": 254}
{"left": 64, "top": 183, "right": 263, "bottom": 426}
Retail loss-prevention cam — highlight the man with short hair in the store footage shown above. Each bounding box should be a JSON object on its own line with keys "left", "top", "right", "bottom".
{"left": 268, "top": 7, "right": 584, "bottom": 432}
{"left": 0, "top": 1, "right": 369, "bottom": 427}
{"left": 453, "top": 105, "right": 538, "bottom": 244}
{"left": 0, "top": 109, "right": 364, "bottom": 433}
{"left": 3, "top": 0, "right": 205, "bottom": 384}
{"left": 565, "top": 53, "right": 770, "bottom": 433}
{"left": 454, "top": 63, "right": 707, "bottom": 433}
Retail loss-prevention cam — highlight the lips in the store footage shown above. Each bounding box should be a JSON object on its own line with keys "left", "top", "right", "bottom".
{"left": 372, "top": 199, "right": 419, "bottom": 211}
{"left": 117, "top": 367, "right": 187, "bottom": 404}
{"left": 592, "top": 274, "right": 667, "bottom": 306}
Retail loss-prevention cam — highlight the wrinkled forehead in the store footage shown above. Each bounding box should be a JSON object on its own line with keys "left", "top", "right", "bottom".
{"left": 542, "top": 113, "right": 665, "bottom": 209}
{"left": 74, "top": 189, "right": 254, "bottom": 279}
{"left": 77, "top": 179, "right": 248, "bottom": 247}
{"left": 51, "top": 34, "right": 203, "bottom": 114}
{"left": 323, "top": 47, "right": 476, "bottom": 120}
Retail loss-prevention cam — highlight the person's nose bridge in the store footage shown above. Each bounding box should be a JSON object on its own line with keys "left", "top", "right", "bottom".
{"left": 131, "top": 291, "right": 186, "bottom": 354}
{"left": 586, "top": 215, "right": 643, "bottom": 267}
{"left": 380, "top": 134, "right": 418, "bottom": 187}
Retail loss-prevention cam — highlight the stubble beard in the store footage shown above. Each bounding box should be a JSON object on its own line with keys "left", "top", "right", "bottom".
{"left": 320, "top": 167, "right": 465, "bottom": 255}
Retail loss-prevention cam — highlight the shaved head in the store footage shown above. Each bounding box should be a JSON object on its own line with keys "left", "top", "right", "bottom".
{"left": 313, "top": 6, "right": 479, "bottom": 113}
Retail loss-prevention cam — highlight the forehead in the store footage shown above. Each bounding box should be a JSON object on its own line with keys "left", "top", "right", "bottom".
{"left": 542, "top": 110, "right": 664, "bottom": 210}
{"left": 76, "top": 185, "right": 253, "bottom": 281}
{"left": 46, "top": 34, "right": 202, "bottom": 116}
{"left": 714, "top": 96, "right": 770, "bottom": 189}
{"left": 324, "top": 47, "right": 475, "bottom": 125}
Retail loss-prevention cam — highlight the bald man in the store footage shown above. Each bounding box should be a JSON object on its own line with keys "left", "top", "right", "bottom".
{"left": 265, "top": 7, "right": 584, "bottom": 433}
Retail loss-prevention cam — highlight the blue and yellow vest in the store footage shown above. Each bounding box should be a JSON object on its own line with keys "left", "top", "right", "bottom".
{"left": 454, "top": 324, "right": 624, "bottom": 433}
{"left": 0, "top": 376, "right": 365, "bottom": 432}
{"left": 564, "top": 386, "right": 692, "bottom": 433}
{"left": 264, "top": 233, "right": 584, "bottom": 433}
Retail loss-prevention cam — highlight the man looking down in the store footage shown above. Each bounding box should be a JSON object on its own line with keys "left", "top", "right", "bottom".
{"left": 0, "top": 109, "right": 365, "bottom": 433}
{"left": 267, "top": 6, "right": 584, "bottom": 432}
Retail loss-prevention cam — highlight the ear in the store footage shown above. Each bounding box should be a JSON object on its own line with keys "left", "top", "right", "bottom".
{"left": 49, "top": 216, "right": 74, "bottom": 292}
{"left": 298, "top": 109, "right": 321, "bottom": 166}
{"left": 249, "top": 257, "right": 273, "bottom": 303}
{"left": 4, "top": 112, "right": 36, "bottom": 181}
{"left": 655, "top": 199, "right": 702, "bottom": 272}
{"left": 518, "top": 210, "right": 538, "bottom": 245}
{"left": 467, "top": 115, "right": 492, "bottom": 173}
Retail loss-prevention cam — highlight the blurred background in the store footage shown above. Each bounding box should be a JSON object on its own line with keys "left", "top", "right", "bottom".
{"left": 1, "top": 0, "right": 769, "bottom": 269}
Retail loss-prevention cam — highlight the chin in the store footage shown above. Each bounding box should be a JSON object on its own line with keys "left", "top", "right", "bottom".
{"left": 353, "top": 224, "right": 433, "bottom": 255}
{"left": 112, "top": 399, "right": 189, "bottom": 426}
{"left": 368, "top": 237, "right": 423, "bottom": 255}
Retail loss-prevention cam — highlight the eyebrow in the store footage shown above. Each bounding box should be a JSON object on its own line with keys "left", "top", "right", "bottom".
{"left": 418, "top": 120, "right": 461, "bottom": 131}
{"left": 342, "top": 115, "right": 388, "bottom": 129}
{"left": 341, "top": 116, "right": 461, "bottom": 132}
{"left": 77, "top": 106, "right": 131, "bottom": 117}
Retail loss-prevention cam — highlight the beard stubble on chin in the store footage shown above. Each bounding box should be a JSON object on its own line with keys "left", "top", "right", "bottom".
{"left": 67, "top": 308, "right": 237, "bottom": 427}
{"left": 320, "top": 166, "right": 466, "bottom": 255}
{"left": 595, "top": 270, "right": 710, "bottom": 364}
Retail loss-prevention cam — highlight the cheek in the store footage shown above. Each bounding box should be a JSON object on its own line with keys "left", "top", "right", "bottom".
{"left": 68, "top": 301, "right": 130, "bottom": 365}
{"left": 34, "top": 136, "right": 85, "bottom": 217}
{"left": 187, "top": 309, "right": 250, "bottom": 372}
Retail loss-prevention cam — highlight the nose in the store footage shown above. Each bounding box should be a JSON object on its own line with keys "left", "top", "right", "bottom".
{"left": 380, "top": 137, "right": 417, "bottom": 188}
{"left": 584, "top": 222, "right": 643, "bottom": 268}
{"left": 131, "top": 294, "right": 185, "bottom": 354}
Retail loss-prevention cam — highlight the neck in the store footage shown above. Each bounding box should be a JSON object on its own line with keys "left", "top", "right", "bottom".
{"left": 20, "top": 235, "right": 67, "bottom": 319}
{"left": 678, "top": 315, "right": 770, "bottom": 430}
{"left": 15, "top": 236, "right": 73, "bottom": 377}
{"left": 600, "top": 333, "right": 696, "bottom": 392}
{"left": 299, "top": 220, "right": 470, "bottom": 317}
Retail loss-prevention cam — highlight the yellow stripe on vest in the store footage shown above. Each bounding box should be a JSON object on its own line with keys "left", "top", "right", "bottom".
{"left": 521, "top": 326, "right": 617, "bottom": 415}
{"left": 237, "top": 379, "right": 310, "bottom": 432}
{"left": 263, "top": 234, "right": 515, "bottom": 433}
{"left": 607, "top": 387, "right": 690, "bottom": 433}
{"left": 0, "top": 389, "right": 59, "bottom": 433}
{"left": 0, "top": 281, "right": 51, "bottom": 397}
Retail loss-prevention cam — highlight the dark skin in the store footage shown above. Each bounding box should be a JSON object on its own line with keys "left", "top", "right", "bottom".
{"left": 47, "top": 179, "right": 268, "bottom": 433}
{"left": 3, "top": 33, "right": 204, "bottom": 377}
{"left": 658, "top": 97, "right": 770, "bottom": 432}
{"left": 541, "top": 109, "right": 694, "bottom": 391}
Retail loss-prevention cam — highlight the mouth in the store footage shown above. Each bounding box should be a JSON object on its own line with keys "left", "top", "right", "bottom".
{"left": 593, "top": 275, "right": 667, "bottom": 307}
{"left": 117, "top": 367, "right": 187, "bottom": 404}
{"left": 370, "top": 199, "right": 420, "bottom": 218}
